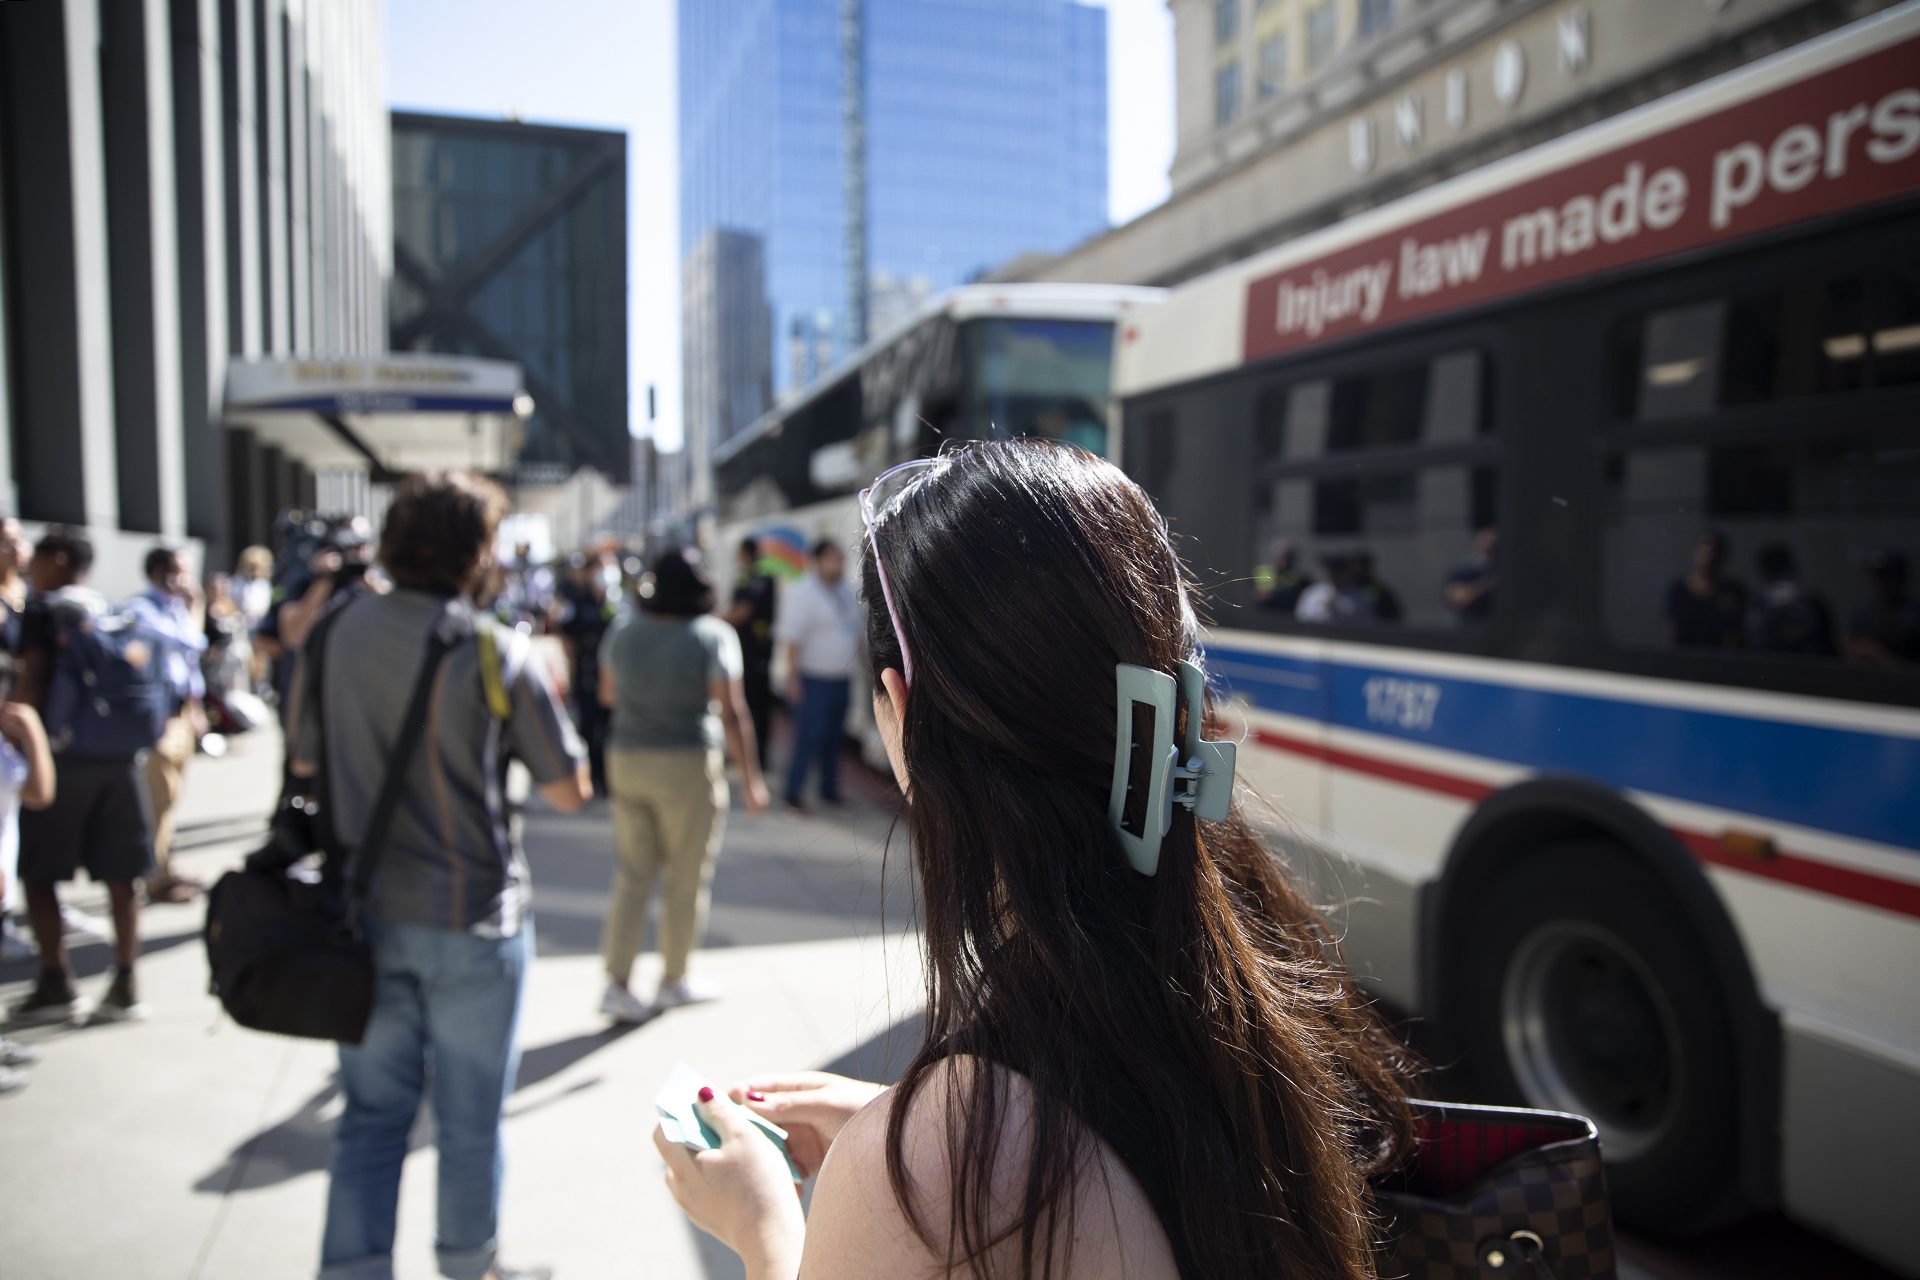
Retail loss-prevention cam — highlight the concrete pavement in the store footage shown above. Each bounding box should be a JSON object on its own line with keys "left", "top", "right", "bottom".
{"left": 0, "top": 729, "right": 924, "bottom": 1280}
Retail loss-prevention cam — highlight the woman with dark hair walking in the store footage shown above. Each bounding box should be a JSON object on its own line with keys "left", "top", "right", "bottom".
{"left": 597, "top": 548, "right": 770, "bottom": 1020}
{"left": 653, "top": 440, "right": 1414, "bottom": 1280}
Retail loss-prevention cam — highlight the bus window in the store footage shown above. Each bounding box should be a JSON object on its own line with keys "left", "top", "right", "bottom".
{"left": 1251, "top": 463, "right": 1498, "bottom": 629}
{"left": 962, "top": 317, "right": 1116, "bottom": 454}
{"left": 1601, "top": 436, "right": 1920, "bottom": 674}
{"left": 1612, "top": 260, "right": 1920, "bottom": 420}
{"left": 1322, "top": 349, "right": 1488, "bottom": 453}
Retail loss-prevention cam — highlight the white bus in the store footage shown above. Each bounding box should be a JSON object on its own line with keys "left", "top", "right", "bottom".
{"left": 715, "top": 284, "right": 1164, "bottom": 759}
{"left": 1116, "top": 6, "right": 1920, "bottom": 1271}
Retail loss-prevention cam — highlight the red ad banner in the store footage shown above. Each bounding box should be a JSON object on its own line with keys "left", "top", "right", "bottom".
{"left": 1243, "top": 34, "right": 1920, "bottom": 363}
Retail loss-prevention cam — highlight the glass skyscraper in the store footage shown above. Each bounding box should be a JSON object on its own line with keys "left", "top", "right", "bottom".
{"left": 679, "top": 0, "right": 1108, "bottom": 504}
{"left": 391, "top": 112, "right": 630, "bottom": 483}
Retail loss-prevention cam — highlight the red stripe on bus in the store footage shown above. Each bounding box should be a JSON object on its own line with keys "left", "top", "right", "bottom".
{"left": 1255, "top": 728, "right": 1495, "bottom": 803}
{"left": 1251, "top": 728, "right": 1920, "bottom": 921}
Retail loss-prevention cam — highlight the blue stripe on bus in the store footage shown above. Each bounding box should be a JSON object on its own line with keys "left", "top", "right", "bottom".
{"left": 1206, "top": 645, "right": 1920, "bottom": 855}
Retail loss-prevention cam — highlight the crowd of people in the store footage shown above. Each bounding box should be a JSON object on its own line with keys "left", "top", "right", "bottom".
{"left": 0, "top": 446, "right": 1658, "bottom": 1280}
{"left": 0, "top": 519, "right": 287, "bottom": 1091}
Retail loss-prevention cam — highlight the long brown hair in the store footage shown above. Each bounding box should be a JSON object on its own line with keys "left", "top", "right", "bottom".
{"left": 864, "top": 440, "right": 1412, "bottom": 1280}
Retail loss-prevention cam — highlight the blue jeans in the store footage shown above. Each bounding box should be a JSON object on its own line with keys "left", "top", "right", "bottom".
{"left": 785, "top": 676, "right": 850, "bottom": 804}
{"left": 319, "top": 918, "right": 532, "bottom": 1280}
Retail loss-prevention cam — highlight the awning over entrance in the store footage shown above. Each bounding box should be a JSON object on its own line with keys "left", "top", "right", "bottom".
{"left": 223, "top": 353, "right": 531, "bottom": 475}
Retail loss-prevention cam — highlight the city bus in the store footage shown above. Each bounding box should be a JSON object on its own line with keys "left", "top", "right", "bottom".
{"left": 715, "top": 284, "right": 1163, "bottom": 759}
{"left": 1115, "top": 5, "right": 1920, "bottom": 1270}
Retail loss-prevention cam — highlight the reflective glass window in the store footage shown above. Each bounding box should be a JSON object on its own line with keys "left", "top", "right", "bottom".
{"left": 1258, "top": 34, "right": 1289, "bottom": 100}
{"left": 1215, "top": 0, "right": 1240, "bottom": 45}
{"left": 1306, "top": 1, "right": 1339, "bottom": 68}
{"left": 1216, "top": 63, "right": 1243, "bottom": 127}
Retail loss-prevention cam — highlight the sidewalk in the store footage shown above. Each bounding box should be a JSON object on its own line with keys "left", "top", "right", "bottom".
{"left": 0, "top": 730, "right": 924, "bottom": 1280}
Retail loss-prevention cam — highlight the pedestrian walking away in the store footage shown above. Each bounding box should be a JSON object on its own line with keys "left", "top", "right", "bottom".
{"left": 721, "top": 537, "right": 775, "bottom": 771}
{"left": 597, "top": 548, "right": 770, "bottom": 1021}
{"left": 293, "top": 472, "right": 590, "bottom": 1280}
{"left": 724, "top": 537, "right": 778, "bottom": 773}
{"left": 555, "top": 554, "right": 618, "bottom": 795}
{"left": 777, "top": 540, "right": 858, "bottom": 810}
{"left": 8, "top": 528, "right": 164, "bottom": 1028}
{"left": 653, "top": 440, "right": 1417, "bottom": 1280}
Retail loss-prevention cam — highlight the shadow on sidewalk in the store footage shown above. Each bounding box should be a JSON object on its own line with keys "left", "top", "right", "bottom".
{"left": 194, "top": 1078, "right": 343, "bottom": 1195}
{"left": 168, "top": 814, "right": 271, "bottom": 856}
{"left": 192, "top": 1020, "right": 650, "bottom": 1196}
{"left": 0, "top": 924, "right": 205, "bottom": 985}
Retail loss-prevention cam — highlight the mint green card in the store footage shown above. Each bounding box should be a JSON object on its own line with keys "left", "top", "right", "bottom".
{"left": 654, "top": 1061, "right": 802, "bottom": 1181}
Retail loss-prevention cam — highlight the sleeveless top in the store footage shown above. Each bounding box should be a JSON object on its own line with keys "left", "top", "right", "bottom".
{"left": 950, "top": 1031, "right": 1206, "bottom": 1280}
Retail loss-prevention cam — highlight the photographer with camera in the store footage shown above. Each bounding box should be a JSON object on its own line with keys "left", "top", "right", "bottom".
{"left": 270, "top": 516, "right": 382, "bottom": 655}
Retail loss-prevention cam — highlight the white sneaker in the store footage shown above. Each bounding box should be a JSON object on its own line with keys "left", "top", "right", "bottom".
{"left": 60, "top": 907, "right": 107, "bottom": 942}
{"left": 0, "top": 1065, "right": 27, "bottom": 1095}
{"left": 597, "top": 982, "right": 651, "bottom": 1024}
{"left": 654, "top": 977, "right": 720, "bottom": 1009}
{"left": 0, "top": 1036, "right": 41, "bottom": 1067}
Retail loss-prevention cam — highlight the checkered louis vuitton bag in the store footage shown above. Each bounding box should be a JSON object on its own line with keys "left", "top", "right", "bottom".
{"left": 1373, "top": 1100, "right": 1617, "bottom": 1280}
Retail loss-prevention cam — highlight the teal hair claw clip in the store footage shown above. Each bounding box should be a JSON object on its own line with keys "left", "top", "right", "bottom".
{"left": 1107, "top": 659, "right": 1239, "bottom": 876}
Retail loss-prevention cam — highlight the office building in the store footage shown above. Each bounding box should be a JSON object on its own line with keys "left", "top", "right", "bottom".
{"left": 390, "top": 111, "right": 631, "bottom": 484}
{"left": 678, "top": 0, "right": 1109, "bottom": 512}
{"left": 1013, "top": 0, "right": 1903, "bottom": 288}
{"left": 682, "top": 227, "right": 774, "bottom": 475}
{"left": 0, "top": 0, "right": 393, "bottom": 591}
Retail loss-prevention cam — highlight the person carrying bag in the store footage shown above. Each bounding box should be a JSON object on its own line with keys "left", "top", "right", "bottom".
{"left": 203, "top": 609, "right": 458, "bottom": 1045}
{"left": 215, "top": 473, "right": 590, "bottom": 1280}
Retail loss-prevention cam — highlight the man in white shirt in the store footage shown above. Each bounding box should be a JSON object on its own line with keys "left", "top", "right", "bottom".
{"left": 776, "top": 540, "right": 859, "bottom": 810}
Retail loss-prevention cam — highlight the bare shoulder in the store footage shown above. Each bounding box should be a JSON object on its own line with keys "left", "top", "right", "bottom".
{"left": 800, "top": 1057, "right": 1178, "bottom": 1280}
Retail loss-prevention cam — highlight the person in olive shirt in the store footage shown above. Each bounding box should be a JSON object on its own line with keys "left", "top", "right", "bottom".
{"left": 724, "top": 537, "right": 778, "bottom": 771}
{"left": 598, "top": 549, "right": 768, "bottom": 1018}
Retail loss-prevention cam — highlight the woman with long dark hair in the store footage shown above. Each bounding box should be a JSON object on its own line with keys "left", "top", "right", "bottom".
{"left": 655, "top": 440, "right": 1412, "bottom": 1280}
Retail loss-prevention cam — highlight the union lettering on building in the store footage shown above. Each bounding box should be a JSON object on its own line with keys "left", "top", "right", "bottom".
{"left": 1003, "top": 0, "right": 1910, "bottom": 294}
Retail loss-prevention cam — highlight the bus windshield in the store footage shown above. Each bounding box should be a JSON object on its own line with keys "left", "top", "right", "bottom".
{"left": 963, "top": 317, "right": 1115, "bottom": 455}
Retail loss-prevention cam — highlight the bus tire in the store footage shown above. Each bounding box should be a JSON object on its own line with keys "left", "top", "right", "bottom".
{"left": 1453, "top": 840, "right": 1740, "bottom": 1232}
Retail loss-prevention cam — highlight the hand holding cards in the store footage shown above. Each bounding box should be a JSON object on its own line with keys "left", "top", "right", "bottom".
{"left": 654, "top": 1061, "right": 803, "bottom": 1182}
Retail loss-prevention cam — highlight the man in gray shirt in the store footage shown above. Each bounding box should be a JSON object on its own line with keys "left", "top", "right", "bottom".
{"left": 294, "top": 472, "right": 589, "bottom": 1280}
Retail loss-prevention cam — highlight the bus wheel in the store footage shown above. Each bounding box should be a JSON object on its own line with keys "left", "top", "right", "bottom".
{"left": 1455, "top": 841, "right": 1740, "bottom": 1232}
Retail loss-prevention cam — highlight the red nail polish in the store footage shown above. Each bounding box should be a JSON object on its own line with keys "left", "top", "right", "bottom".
{"left": 746, "top": 1090, "right": 766, "bottom": 1102}
{"left": 697, "top": 1086, "right": 715, "bottom": 1103}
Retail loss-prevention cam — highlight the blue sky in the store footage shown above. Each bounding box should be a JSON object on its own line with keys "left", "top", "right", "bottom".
{"left": 385, "top": 0, "right": 1173, "bottom": 452}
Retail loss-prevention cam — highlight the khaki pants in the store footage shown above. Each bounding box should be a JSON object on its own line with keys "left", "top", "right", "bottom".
{"left": 143, "top": 713, "right": 195, "bottom": 881}
{"left": 601, "top": 746, "right": 728, "bottom": 985}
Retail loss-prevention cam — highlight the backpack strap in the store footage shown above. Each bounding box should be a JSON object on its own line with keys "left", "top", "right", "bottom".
{"left": 475, "top": 621, "right": 513, "bottom": 723}
{"left": 344, "top": 617, "right": 460, "bottom": 926}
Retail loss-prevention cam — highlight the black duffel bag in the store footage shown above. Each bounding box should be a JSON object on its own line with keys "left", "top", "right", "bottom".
{"left": 205, "top": 611, "right": 456, "bottom": 1045}
{"left": 204, "top": 857, "right": 374, "bottom": 1042}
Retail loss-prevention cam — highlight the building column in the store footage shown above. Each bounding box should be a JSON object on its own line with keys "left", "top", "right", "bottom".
{"left": 286, "top": 0, "right": 311, "bottom": 353}
{"left": 0, "top": 0, "right": 121, "bottom": 529}
{"left": 221, "top": 0, "right": 262, "bottom": 358}
{"left": 172, "top": 0, "right": 233, "bottom": 557}
{"left": 102, "top": 0, "right": 188, "bottom": 538}
{"left": 260, "top": 0, "right": 290, "bottom": 354}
